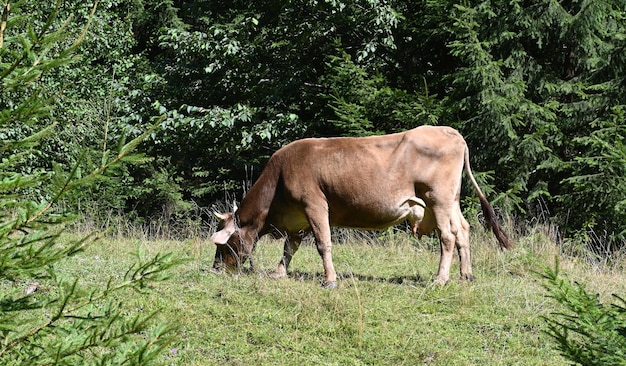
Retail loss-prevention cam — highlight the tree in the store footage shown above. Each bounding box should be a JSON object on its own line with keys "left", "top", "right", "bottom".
{"left": 6, "top": 0, "right": 622, "bottom": 244}
{"left": 0, "top": 1, "right": 178, "bottom": 363}
{"left": 431, "top": 0, "right": 626, "bottom": 240}
{"left": 541, "top": 263, "right": 626, "bottom": 365}
{"left": 136, "top": 0, "right": 407, "bottom": 202}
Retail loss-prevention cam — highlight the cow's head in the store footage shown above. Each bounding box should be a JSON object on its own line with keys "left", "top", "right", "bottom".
{"left": 210, "top": 207, "right": 251, "bottom": 272}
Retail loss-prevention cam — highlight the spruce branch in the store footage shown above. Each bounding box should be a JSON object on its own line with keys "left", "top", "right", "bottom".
{"left": 0, "top": 251, "right": 180, "bottom": 357}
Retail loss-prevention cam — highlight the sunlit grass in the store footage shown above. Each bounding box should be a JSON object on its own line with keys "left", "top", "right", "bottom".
{"left": 50, "top": 221, "right": 626, "bottom": 365}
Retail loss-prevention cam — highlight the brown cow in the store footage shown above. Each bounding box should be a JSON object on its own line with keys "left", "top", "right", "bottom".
{"left": 211, "top": 126, "right": 512, "bottom": 288}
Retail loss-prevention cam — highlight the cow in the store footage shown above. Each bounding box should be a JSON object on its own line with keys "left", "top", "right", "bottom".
{"left": 211, "top": 125, "right": 513, "bottom": 288}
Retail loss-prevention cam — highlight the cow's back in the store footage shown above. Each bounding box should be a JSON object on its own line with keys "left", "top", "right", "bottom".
{"left": 269, "top": 126, "right": 466, "bottom": 230}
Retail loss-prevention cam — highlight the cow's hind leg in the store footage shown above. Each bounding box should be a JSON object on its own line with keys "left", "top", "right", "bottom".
{"left": 454, "top": 208, "right": 474, "bottom": 281}
{"left": 432, "top": 205, "right": 457, "bottom": 285}
{"left": 434, "top": 206, "right": 474, "bottom": 284}
{"left": 270, "top": 234, "right": 302, "bottom": 279}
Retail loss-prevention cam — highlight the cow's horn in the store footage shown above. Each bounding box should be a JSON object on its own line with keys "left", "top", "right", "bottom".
{"left": 213, "top": 211, "right": 228, "bottom": 221}
{"left": 407, "top": 196, "right": 426, "bottom": 208}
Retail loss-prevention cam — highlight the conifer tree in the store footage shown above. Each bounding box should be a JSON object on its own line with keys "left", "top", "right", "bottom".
{"left": 0, "top": 2, "right": 177, "bottom": 364}
{"left": 542, "top": 263, "right": 626, "bottom": 365}
{"left": 443, "top": 0, "right": 626, "bottom": 241}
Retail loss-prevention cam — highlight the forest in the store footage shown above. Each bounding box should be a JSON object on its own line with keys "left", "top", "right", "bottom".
{"left": 3, "top": 0, "right": 626, "bottom": 242}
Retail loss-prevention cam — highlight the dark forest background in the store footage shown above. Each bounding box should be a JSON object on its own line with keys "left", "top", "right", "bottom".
{"left": 3, "top": 0, "right": 625, "bottom": 245}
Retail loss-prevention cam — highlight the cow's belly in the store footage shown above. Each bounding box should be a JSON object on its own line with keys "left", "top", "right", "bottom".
{"left": 329, "top": 210, "right": 408, "bottom": 229}
{"left": 267, "top": 207, "right": 311, "bottom": 234}
{"left": 327, "top": 194, "right": 422, "bottom": 230}
{"left": 269, "top": 185, "right": 429, "bottom": 233}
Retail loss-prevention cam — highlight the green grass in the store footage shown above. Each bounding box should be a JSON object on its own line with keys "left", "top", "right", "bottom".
{"left": 50, "top": 225, "right": 626, "bottom": 365}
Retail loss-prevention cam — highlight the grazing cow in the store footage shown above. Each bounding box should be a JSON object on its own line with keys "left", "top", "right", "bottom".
{"left": 211, "top": 126, "right": 513, "bottom": 288}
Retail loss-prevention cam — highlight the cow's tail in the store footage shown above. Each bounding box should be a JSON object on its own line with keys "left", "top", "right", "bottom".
{"left": 463, "top": 146, "right": 514, "bottom": 250}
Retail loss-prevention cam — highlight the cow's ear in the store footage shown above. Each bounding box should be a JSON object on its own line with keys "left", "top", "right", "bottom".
{"left": 211, "top": 211, "right": 236, "bottom": 244}
{"left": 211, "top": 227, "right": 235, "bottom": 245}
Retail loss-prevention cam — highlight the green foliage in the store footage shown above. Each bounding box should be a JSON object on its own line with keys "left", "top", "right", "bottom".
{"left": 132, "top": 0, "right": 625, "bottom": 244}
{"left": 142, "top": 0, "right": 409, "bottom": 201}
{"left": 4, "top": 0, "right": 626, "bottom": 244}
{"left": 434, "top": 0, "right": 626, "bottom": 238}
{"left": 561, "top": 106, "right": 626, "bottom": 241}
{"left": 541, "top": 262, "right": 626, "bottom": 365}
{"left": 323, "top": 47, "right": 442, "bottom": 136}
{"left": 0, "top": 2, "right": 179, "bottom": 364}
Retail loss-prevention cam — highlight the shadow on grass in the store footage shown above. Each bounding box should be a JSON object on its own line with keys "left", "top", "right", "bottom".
{"left": 204, "top": 266, "right": 430, "bottom": 287}
{"left": 286, "top": 270, "right": 429, "bottom": 287}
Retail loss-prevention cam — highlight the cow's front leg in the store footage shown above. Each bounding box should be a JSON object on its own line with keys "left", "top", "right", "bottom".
{"left": 270, "top": 234, "right": 302, "bottom": 279}
{"left": 316, "top": 238, "right": 337, "bottom": 289}
{"left": 306, "top": 206, "right": 337, "bottom": 288}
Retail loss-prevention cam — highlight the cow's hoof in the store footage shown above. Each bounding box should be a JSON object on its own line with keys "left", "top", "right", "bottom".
{"left": 322, "top": 281, "right": 338, "bottom": 289}
{"left": 461, "top": 274, "right": 476, "bottom": 281}
{"left": 268, "top": 271, "right": 287, "bottom": 279}
{"left": 432, "top": 277, "right": 449, "bottom": 286}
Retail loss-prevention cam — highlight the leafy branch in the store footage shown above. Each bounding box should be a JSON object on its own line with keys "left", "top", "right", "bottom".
{"left": 25, "top": 119, "right": 162, "bottom": 227}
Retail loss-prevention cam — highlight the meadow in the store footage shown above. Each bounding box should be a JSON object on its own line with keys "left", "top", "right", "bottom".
{"left": 56, "top": 222, "right": 626, "bottom": 365}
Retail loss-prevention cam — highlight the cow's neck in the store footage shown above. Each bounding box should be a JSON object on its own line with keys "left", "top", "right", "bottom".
{"left": 235, "top": 202, "right": 265, "bottom": 241}
{"left": 235, "top": 162, "right": 279, "bottom": 240}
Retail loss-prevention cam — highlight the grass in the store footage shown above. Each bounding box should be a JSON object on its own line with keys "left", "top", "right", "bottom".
{"left": 51, "top": 223, "right": 626, "bottom": 365}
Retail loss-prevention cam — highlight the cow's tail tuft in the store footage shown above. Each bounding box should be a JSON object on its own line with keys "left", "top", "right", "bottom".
{"left": 477, "top": 194, "right": 514, "bottom": 250}
{"left": 464, "top": 146, "right": 514, "bottom": 250}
